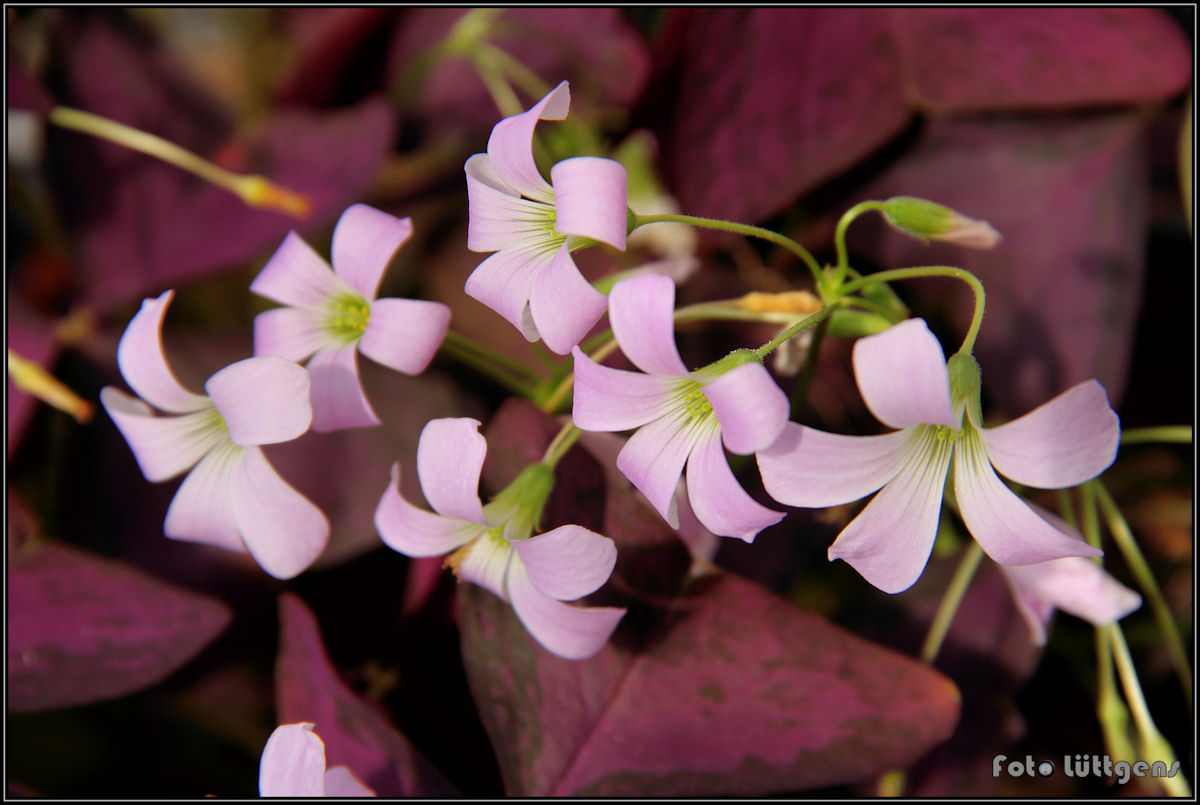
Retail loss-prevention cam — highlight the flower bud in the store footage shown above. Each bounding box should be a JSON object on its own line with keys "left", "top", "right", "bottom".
{"left": 881, "top": 196, "right": 1001, "bottom": 249}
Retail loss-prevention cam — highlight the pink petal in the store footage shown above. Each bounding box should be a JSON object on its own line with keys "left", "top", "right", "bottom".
{"left": 551, "top": 156, "right": 628, "bottom": 250}
{"left": 359, "top": 298, "right": 450, "bottom": 375}
{"left": 982, "top": 379, "right": 1120, "bottom": 489}
{"left": 230, "top": 446, "right": 330, "bottom": 580}
{"left": 1002, "top": 556, "right": 1142, "bottom": 646}
{"left": 486, "top": 80, "right": 571, "bottom": 203}
{"left": 417, "top": 418, "right": 488, "bottom": 524}
{"left": 259, "top": 723, "right": 326, "bottom": 797}
{"left": 375, "top": 463, "right": 481, "bottom": 557}
{"left": 251, "top": 231, "right": 342, "bottom": 308}
{"left": 609, "top": 274, "right": 689, "bottom": 376}
{"left": 464, "top": 247, "right": 552, "bottom": 341}
{"left": 702, "top": 362, "right": 788, "bottom": 454}
{"left": 570, "top": 348, "right": 678, "bottom": 432}
{"left": 465, "top": 154, "right": 553, "bottom": 252}
{"left": 684, "top": 431, "right": 784, "bottom": 543}
{"left": 827, "top": 429, "right": 953, "bottom": 594}
{"left": 305, "top": 346, "right": 379, "bottom": 433}
{"left": 527, "top": 244, "right": 608, "bottom": 355}
{"left": 675, "top": 486, "right": 720, "bottom": 565}
{"left": 852, "top": 318, "right": 957, "bottom": 429}
{"left": 206, "top": 356, "right": 314, "bottom": 445}
{"left": 330, "top": 204, "right": 414, "bottom": 300}
{"left": 456, "top": 534, "right": 514, "bottom": 600}
{"left": 253, "top": 306, "right": 331, "bottom": 363}
{"left": 512, "top": 525, "right": 617, "bottom": 601}
{"left": 116, "top": 290, "right": 210, "bottom": 414}
{"left": 323, "top": 766, "right": 377, "bottom": 797}
{"left": 507, "top": 559, "right": 625, "bottom": 660}
{"left": 757, "top": 423, "right": 913, "bottom": 508}
{"left": 616, "top": 414, "right": 703, "bottom": 528}
{"left": 954, "top": 430, "right": 1103, "bottom": 565}
{"left": 163, "top": 443, "right": 246, "bottom": 554}
{"left": 101, "top": 387, "right": 222, "bottom": 482}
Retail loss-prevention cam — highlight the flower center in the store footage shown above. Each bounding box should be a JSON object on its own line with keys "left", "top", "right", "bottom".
{"left": 681, "top": 383, "right": 713, "bottom": 421}
{"left": 324, "top": 291, "right": 371, "bottom": 343}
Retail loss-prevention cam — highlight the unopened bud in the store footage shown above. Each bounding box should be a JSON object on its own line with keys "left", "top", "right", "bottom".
{"left": 881, "top": 196, "right": 1001, "bottom": 249}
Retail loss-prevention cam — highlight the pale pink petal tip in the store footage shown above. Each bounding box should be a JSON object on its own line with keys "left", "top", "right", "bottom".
{"left": 703, "top": 362, "right": 788, "bottom": 455}
{"left": 116, "top": 290, "right": 210, "bottom": 415}
{"left": 551, "top": 156, "right": 629, "bottom": 250}
{"left": 853, "top": 318, "right": 956, "bottom": 430}
{"left": 305, "top": 346, "right": 379, "bottom": 433}
{"left": 206, "top": 356, "right": 313, "bottom": 445}
{"left": 417, "top": 418, "right": 488, "bottom": 524}
{"left": 331, "top": 204, "right": 414, "bottom": 300}
{"left": 375, "top": 462, "right": 480, "bottom": 558}
{"left": 513, "top": 525, "right": 617, "bottom": 601}
{"left": 360, "top": 298, "right": 450, "bottom": 375}
{"left": 685, "top": 433, "right": 783, "bottom": 543}
{"left": 230, "top": 447, "right": 329, "bottom": 579}
{"left": 508, "top": 560, "right": 625, "bottom": 660}
{"left": 528, "top": 246, "right": 608, "bottom": 355}
{"left": 251, "top": 231, "right": 342, "bottom": 308}
{"left": 608, "top": 274, "right": 688, "bottom": 376}
{"left": 259, "top": 723, "right": 326, "bottom": 797}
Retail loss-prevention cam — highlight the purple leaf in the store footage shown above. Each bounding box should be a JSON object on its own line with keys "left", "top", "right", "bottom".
{"left": 894, "top": 8, "right": 1192, "bottom": 113}
{"left": 464, "top": 400, "right": 960, "bottom": 796}
{"left": 851, "top": 113, "right": 1150, "bottom": 416}
{"left": 45, "top": 13, "right": 394, "bottom": 310}
{"left": 667, "top": 9, "right": 912, "bottom": 224}
{"left": 274, "top": 592, "right": 456, "bottom": 797}
{"left": 8, "top": 539, "right": 231, "bottom": 712}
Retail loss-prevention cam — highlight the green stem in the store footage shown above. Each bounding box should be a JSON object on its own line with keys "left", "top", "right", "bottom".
{"left": 439, "top": 335, "right": 536, "bottom": 398}
{"left": 1095, "top": 625, "right": 1138, "bottom": 764}
{"left": 1078, "top": 481, "right": 1103, "bottom": 563}
{"left": 541, "top": 339, "right": 620, "bottom": 415}
{"left": 1120, "top": 426, "right": 1193, "bottom": 445}
{"left": 789, "top": 313, "right": 830, "bottom": 414}
{"left": 838, "top": 266, "right": 986, "bottom": 355}
{"left": 442, "top": 330, "right": 542, "bottom": 384}
{"left": 753, "top": 306, "right": 835, "bottom": 359}
{"left": 630, "top": 212, "right": 825, "bottom": 289}
{"left": 920, "top": 542, "right": 985, "bottom": 664}
{"left": 1055, "top": 488, "right": 1080, "bottom": 534}
{"left": 833, "top": 200, "right": 886, "bottom": 281}
{"left": 480, "top": 43, "right": 552, "bottom": 101}
{"left": 1109, "top": 625, "right": 1192, "bottom": 797}
{"left": 470, "top": 54, "right": 524, "bottom": 118}
{"left": 1092, "top": 481, "right": 1192, "bottom": 707}
{"left": 542, "top": 422, "right": 582, "bottom": 469}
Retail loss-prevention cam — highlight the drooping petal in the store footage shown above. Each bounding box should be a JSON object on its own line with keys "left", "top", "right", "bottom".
{"left": 702, "top": 362, "right": 788, "bottom": 454}
{"left": 757, "top": 423, "right": 913, "bottom": 508}
{"left": 330, "top": 204, "right": 414, "bottom": 300}
{"left": 253, "top": 306, "right": 331, "bottom": 363}
{"left": 206, "top": 356, "right": 314, "bottom": 445}
{"left": 101, "top": 387, "right": 223, "bottom": 482}
{"left": 827, "top": 427, "right": 953, "bottom": 594}
{"left": 465, "top": 154, "right": 555, "bottom": 253}
{"left": 852, "top": 318, "right": 957, "bottom": 430}
{"left": 230, "top": 446, "right": 330, "bottom": 580}
{"left": 259, "top": 723, "right": 326, "bottom": 797}
{"left": 507, "top": 558, "right": 625, "bottom": 660}
{"left": 486, "top": 80, "right": 570, "bottom": 204}
{"left": 251, "top": 231, "right": 343, "bottom": 308}
{"left": 359, "top": 298, "right": 450, "bottom": 375}
{"left": 304, "top": 346, "right": 377, "bottom": 433}
{"left": 616, "top": 412, "right": 702, "bottom": 528}
{"left": 551, "top": 156, "right": 628, "bottom": 250}
{"left": 1002, "top": 556, "right": 1142, "bottom": 645}
{"left": 954, "top": 429, "right": 1103, "bottom": 566}
{"left": 416, "top": 418, "right": 488, "bottom": 525}
{"left": 512, "top": 524, "right": 617, "bottom": 601}
{"left": 684, "top": 431, "right": 784, "bottom": 542}
{"left": 323, "top": 766, "right": 376, "bottom": 798}
{"left": 163, "top": 442, "right": 246, "bottom": 554}
{"left": 527, "top": 244, "right": 608, "bottom": 355}
{"left": 571, "top": 348, "right": 678, "bottom": 432}
{"left": 375, "top": 463, "right": 481, "bottom": 557}
{"left": 116, "top": 290, "right": 210, "bottom": 414}
{"left": 982, "top": 379, "right": 1120, "bottom": 489}
{"left": 464, "top": 247, "right": 553, "bottom": 341}
{"left": 609, "top": 274, "right": 689, "bottom": 376}
{"left": 456, "top": 533, "right": 514, "bottom": 601}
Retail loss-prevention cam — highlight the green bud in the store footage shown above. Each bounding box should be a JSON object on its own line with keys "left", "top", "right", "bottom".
{"left": 947, "top": 351, "right": 983, "bottom": 427}
{"left": 881, "top": 196, "right": 1001, "bottom": 249}
{"left": 826, "top": 309, "right": 894, "bottom": 339}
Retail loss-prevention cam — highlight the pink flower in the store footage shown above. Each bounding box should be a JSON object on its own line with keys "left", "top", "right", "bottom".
{"left": 999, "top": 506, "right": 1141, "bottom": 645}
{"left": 757, "top": 318, "right": 1120, "bottom": 594}
{"left": 259, "top": 723, "right": 375, "bottom": 797}
{"left": 374, "top": 418, "right": 625, "bottom": 660}
{"left": 465, "top": 80, "right": 629, "bottom": 354}
{"left": 252, "top": 204, "right": 451, "bottom": 432}
{"left": 571, "top": 274, "right": 788, "bottom": 543}
{"left": 101, "top": 291, "right": 329, "bottom": 579}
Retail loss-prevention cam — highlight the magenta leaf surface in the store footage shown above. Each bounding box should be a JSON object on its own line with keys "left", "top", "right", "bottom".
{"left": 461, "top": 400, "right": 960, "bottom": 796}
{"left": 894, "top": 8, "right": 1192, "bottom": 113}
{"left": 852, "top": 113, "right": 1150, "bottom": 416}
{"left": 8, "top": 540, "right": 231, "bottom": 712}
{"left": 666, "top": 9, "right": 912, "bottom": 224}
{"left": 274, "top": 593, "right": 456, "bottom": 797}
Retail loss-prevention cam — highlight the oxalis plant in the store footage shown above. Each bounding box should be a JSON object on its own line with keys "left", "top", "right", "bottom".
{"left": 7, "top": 8, "right": 1192, "bottom": 799}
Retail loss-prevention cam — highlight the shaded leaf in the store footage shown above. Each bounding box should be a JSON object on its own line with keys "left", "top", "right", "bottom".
{"left": 894, "top": 8, "right": 1192, "bottom": 113}
{"left": 667, "top": 9, "right": 911, "bottom": 224}
{"left": 274, "top": 592, "right": 456, "bottom": 797}
{"left": 851, "top": 114, "right": 1150, "bottom": 416}
{"left": 8, "top": 540, "right": 231, "bottom": 712}
{"left": 273, "top": 8, "right": 398, "bottom": 105}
